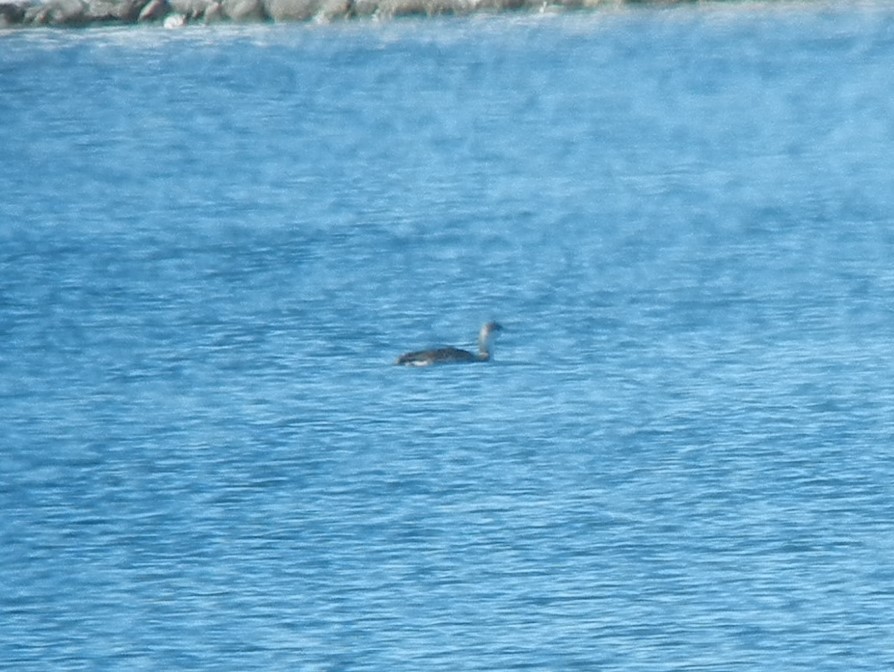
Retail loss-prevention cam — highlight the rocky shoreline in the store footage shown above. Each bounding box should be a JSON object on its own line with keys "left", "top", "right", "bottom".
{"left": 1, "top": 0, "right": 697, "bottom": 28}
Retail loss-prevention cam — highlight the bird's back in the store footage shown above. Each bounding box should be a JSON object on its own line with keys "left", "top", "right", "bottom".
{"left": 396, "top": 347, "right": 480, "bottom": 366}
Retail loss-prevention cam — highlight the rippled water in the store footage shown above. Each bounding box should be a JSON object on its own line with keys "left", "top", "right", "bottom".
{"left": 3, "top": 4, "right": 894, "bottom": 669}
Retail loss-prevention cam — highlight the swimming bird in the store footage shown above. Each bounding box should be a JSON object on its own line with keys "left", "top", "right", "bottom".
{"left": 396, "top": 322, "right": 504, "bottom": 366}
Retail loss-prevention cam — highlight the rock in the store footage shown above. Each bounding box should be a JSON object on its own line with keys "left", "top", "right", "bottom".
{"left": 167, "top": 0, "right": 212, "bottom": 17}
{"left": 379, "top": 0, "right": 420, "bottom": 16}
{"left": 262, "top": 0, "right": 316, "bottom": 21}
{"left": 137, "top": 0, "right": 167, "bottom": 20}
{"left": 426, "top": 0, "right": 474, "bottom": 14}
{"left": 83, "top": 0, "right": 151, "bottom": 21}
{"left": 374, "top": 0, "right": 462, "bottom": 17}
{"left": 263, "top": 0, "right": 350, "bottom": 21}
{"left": 317, "top": 0, "right": 349, "bottom": 20}
{"left": 0, "top": 2, "right": 26, "bottom": 26}
{"left": 473, "top": 0, "right": 525, "bottom": 11}
{"left": 28, "top": 0, "right": 87, "bottom": 24}
{"left": 0, "top": 0, "right": 671, "bottom": 28}
{"left": 349, "top": 0, "right": 375, "bottom": 16}
{"left": 221, "top": 0, "right": 265, "bottom": 20}
{"left": 203, "top": 0, "right": 224, "bottom": 19}
{"left": 21, "top": 0, "right": 153, "bottom": 24}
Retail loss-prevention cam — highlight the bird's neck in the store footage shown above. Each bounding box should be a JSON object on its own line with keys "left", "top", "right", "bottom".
{"left": 478, "top": 331, "right": 494, "bottom": 357}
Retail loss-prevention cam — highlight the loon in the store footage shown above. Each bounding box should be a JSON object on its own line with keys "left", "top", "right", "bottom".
{"left": 396, "top": 322, "right": 504, "bottom": 366}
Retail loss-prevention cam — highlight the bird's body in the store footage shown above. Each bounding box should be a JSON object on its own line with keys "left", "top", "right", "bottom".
{"left": 396, "top": 322, "right": 503, "bottom": 366}
{"left": 396, "top": 346, "right": 481, "bottom": 366}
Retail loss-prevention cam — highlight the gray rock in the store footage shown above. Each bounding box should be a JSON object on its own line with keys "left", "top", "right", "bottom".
{"left": 83, "top": 0, "right": 151, "bottom": 21}
{"left": 426, "top": 0, "right": 474, "bottom": 14}
{"left": 371, "top": 0, "right": 421, "bottom": 17}
{"left": 221, "top": 0, "right": 265, "bottom": 20}
{"left": 262, "top": 0, "right": 316, "bottom": 21}
{"left": 167, "top": 0, "right": 213, "bottom": 17}
{"left": 137, "top": 0, "right": 167, "bottom": 20}
{"left": 28, "top": 0, "right": 87, "bottom": 24}
{"left": 349, "top": 0, "right": 376, "bottom": 15}
{"left": 203, "top": 0, "right": 224, "bottom": 19}
{"left": 317, "top": 0, "right": 350, "bottom": 20}
{"left": 473, "top": 0, "right": 525, "bottom": 11}
{"left": 264, "top": 0, "right": 350, "bottom": 21}
{"left": 0, "top": 2, "right": 26, "bottom": 26}
{"left": 374, "top": 0, "right": 461, "bottom": 17}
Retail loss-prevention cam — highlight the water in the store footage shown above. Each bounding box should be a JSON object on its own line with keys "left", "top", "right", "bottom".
{"left": 3, "top": 4, "right": 894, "bottom": 669}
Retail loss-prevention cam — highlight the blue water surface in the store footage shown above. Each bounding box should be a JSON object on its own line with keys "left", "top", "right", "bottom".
{"left": 2, "top": 3, "right": 894, "bottom": 669}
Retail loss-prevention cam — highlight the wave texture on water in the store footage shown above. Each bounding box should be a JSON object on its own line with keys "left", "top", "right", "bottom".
{"left": 3, "top": 4, "right": 894, "bottom": 671}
